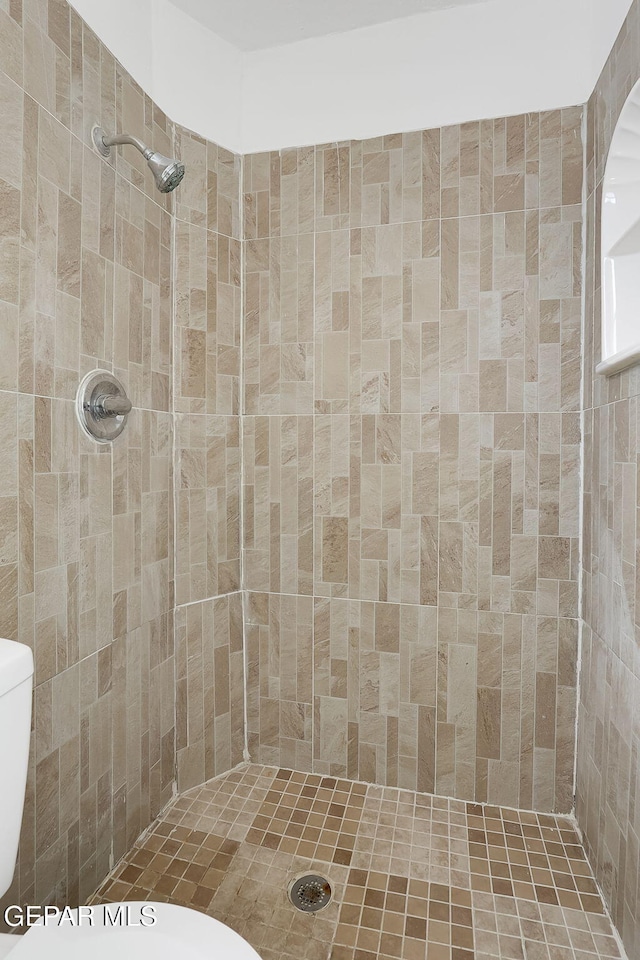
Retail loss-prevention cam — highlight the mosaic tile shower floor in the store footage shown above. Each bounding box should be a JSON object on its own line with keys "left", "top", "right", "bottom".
{"left": 92, "top": 765, "right": 623, "bottom": 960}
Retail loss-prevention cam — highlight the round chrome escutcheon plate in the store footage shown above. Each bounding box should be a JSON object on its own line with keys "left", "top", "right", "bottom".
{"left": 75, "top": 369, "right": 131, "bottom": 443}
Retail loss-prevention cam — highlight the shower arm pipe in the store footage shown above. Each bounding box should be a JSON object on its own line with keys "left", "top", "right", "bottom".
{"left": 99, "top": 131, "right": 154, "bottom": 160}
{"left": 92, "top": 125, "right": 185, "bottom": 194}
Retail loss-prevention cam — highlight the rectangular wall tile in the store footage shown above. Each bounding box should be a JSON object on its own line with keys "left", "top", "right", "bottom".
{"left": 0, "top": 1, "right": 183, "bottom": 926}
{"left": 175, "top": 413, "right": 240, "bottom": 605}
{"left": 246, "top": 592, "right": 313, "bottom": 771}
{"left": 244, "top": 110, "right": 583, "bottom": 816}
{"left": 577, "top": 5, "right": 640, "bottom": 952}
{"left": 176, "top": 592, "right": 244, "bottom": 791}
{"left": 243, "top": 415, "right": 313, "bottom": 595}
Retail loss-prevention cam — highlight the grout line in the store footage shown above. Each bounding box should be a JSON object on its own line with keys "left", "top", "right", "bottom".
{"left": 236, "top": 203, "right": 583, "bottom": 243}
{"left": 0, "top": 386, "right": 177, "bottom": 416}
{"left": 170, "top": 117, "right": 180, "bottom": 794}
{"left": 241, "top": 588, "right": 451, "bottom": 611}
{"left": 435, "top": 128, "right": 444, "bottom": 803}
{"left": 9, "top": 389, "right": 623, "bottom": 414}
{"left": 569, "top": 815, "right": 631, "bottom": 960}
{"left": 238, "top": 149, "right": 251, "bottom": 764}
{"left": 174, "top": 589, "right": 244, "bottom": 611}
{"left": 102, "top": 94, "right": 118, "bottom": 874}
{"left": 193, "top": 759, "right": 581, "bottom": 826}
{"left": 572, "top": 103, "right": 589, "bottom": 813}
{"left": 311, "top": 144, "right": 318, "bottom": 773}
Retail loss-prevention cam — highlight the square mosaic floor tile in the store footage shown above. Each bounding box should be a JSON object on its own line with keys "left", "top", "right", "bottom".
{"left": 91, "top": 764, "right": 624, "bottom": 960}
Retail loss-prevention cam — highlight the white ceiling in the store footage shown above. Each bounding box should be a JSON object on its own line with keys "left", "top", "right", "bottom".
{"left": 168, "top": 0, "right": 489, "bottom": 51}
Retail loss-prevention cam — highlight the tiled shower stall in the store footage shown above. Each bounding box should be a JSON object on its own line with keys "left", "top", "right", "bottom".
{"left": 0, "top": 0, "right": 639, "bottom": 956}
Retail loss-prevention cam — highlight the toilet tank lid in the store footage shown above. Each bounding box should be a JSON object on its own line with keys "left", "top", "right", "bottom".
{"left": 0, "top": 639, "right": 34, "bottom": 697}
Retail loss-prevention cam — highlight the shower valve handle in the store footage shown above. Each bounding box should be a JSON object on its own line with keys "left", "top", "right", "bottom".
{"left": 92, "top": 394, "right": 133, "bottom": 419}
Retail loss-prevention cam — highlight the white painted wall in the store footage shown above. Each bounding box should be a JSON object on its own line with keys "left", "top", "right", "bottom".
{"left": 152, "top": 0, "right": 242, "bottom": 149}
{"left": 68, "top": 0, "right": 636, "bottom": 154}
{"left": 242, "top": 0, "right": 593, "bottom": 152}
{"left": 167, "top": 0, "right": 489, "bottom": 52}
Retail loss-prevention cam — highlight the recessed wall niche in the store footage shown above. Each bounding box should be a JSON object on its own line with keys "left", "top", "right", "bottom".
{"left": 598, "top": 76, "right": 640, "bottom": 376}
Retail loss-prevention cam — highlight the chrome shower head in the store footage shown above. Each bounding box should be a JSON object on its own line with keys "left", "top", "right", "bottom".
{"left": 146, "top": 151, "right": 186, "bottom": 194}
{"left": 92, "top": 126, "right": 186, "bottom": 194}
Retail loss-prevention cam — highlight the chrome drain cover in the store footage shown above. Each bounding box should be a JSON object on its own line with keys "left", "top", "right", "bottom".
{"left": 289, "top": 874, "right": 332, "bottom": 913}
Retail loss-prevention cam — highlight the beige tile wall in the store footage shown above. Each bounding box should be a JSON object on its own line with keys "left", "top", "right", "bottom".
{"left": 246, "top": 592, "right": 313, "bottom": 771}
{"left": 0, "top": 0, "right": 177, "bottom": 914}
{"left": 577, "top": 0, "right": 640, "bottom": 954}
{"left": 172, "top": 125, "right": 244, "bottom": 792}
{"left": 3, "top": 0, "right": 626, "bottom": 936}
{"left": 175, "top": 592, "right": 244, "bottom": 790}
{"left": 0, "top": 0, "right": 244, "bottom": 926}
{"left": 243, "top": 111, "right": 584, "bottom": 814}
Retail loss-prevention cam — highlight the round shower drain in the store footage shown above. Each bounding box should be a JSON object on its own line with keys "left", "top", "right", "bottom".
{"left": 289, "top": 874, "right": 332, "bottom": 913}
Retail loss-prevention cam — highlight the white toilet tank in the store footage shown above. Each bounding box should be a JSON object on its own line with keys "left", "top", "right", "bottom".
{"left": 0, "top": 639, "right": 34, "bottom": 901}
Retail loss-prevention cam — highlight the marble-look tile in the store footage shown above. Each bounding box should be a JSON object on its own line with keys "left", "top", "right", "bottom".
{"left": 576, "top": 3, "right": 640, "bottom": 956}
{"left": 91, "top": 765, "right": 621, "bottom": 960}
{"left": 244, "top": 111, "right": 583, "bottom": 815}
{"left": 0, "top": 0, "right": 254, "bottom": 923}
